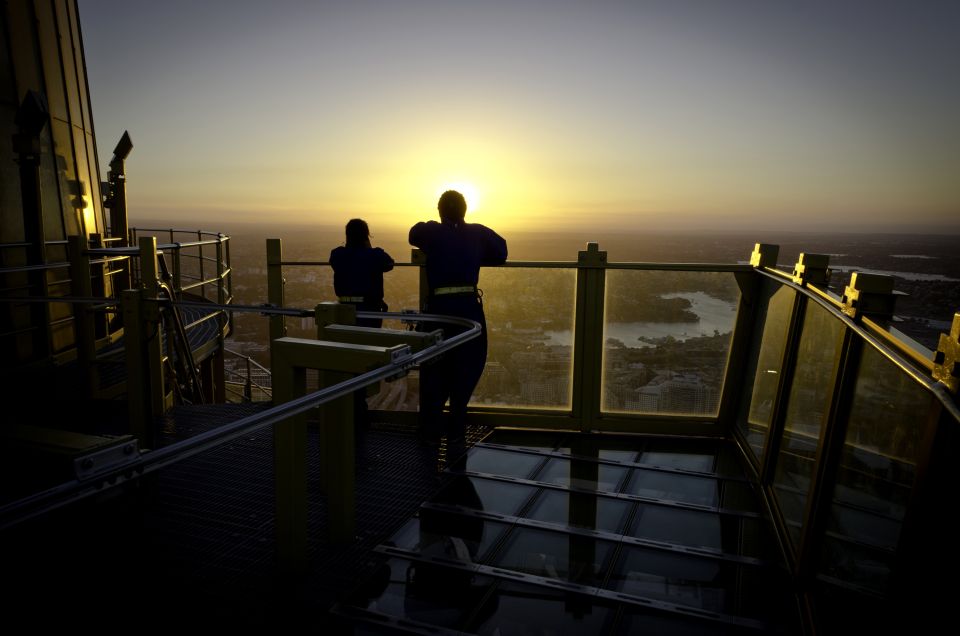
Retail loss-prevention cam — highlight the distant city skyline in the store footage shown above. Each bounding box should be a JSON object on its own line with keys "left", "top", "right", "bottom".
{"left": 79, "top": 0, "right": 960, "bottom": 234}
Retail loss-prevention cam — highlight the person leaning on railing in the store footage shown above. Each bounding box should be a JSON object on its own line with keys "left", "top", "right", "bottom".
{"left": 330, "top": 218, "right": 395, "bottom": 328}
{"left": 330, "top": 218, "right": 395, "bottom": 429}
{"left": 409, "top": 190, "right": 508, "bottom": 458}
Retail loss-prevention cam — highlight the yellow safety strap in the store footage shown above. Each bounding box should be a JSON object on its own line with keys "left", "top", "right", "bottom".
{"left": 433, "top": 286, "right": 476, "bottom": 296}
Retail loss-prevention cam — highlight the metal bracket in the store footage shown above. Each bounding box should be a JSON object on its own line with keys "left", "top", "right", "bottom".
{"left": 841, "top": 272, "right": 897, "bottom": 320}
{"left": 73, "top": 437, "right": 140, "bottom": 481}
{"left": 577, "top": 242, "right": 607, "bottom": 267}
{"left": 933, "top": 313, "right": 960, "bottom": 394}
{"left": 792, "top": 253, "right": 830, "bottom": 287}
{"left": 749, "top": 243, "right": 779, "bottom": 269}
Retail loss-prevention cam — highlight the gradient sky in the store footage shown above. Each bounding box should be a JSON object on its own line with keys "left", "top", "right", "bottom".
{"left": 78, "top": 0, "right": 960, "bottom": 234}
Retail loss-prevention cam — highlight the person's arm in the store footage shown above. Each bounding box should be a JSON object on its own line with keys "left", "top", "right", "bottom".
{"left": 408, "top": 221, "right": 433, "bottom": 250}
{"left": 481, "top": 227, "right": 508, "bottom": 266}
{"left": 377, "top": 248, "right": 395, "bottom": 272}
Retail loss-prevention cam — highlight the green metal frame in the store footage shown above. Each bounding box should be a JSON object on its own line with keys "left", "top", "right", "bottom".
{"left": 271, "top": 336, "right": 410, "bottom": 570}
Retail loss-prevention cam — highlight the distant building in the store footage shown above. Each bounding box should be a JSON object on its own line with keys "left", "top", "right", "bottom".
{"left": 521, "top": 375, "right": 569, "bottom": 406}
{"left": 624, "top": 371, "right": 717, "bottom": 415}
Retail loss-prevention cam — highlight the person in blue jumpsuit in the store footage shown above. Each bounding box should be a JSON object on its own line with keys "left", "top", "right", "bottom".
{"left": 330, "top": 218, "right": 394, "bottom": 328}
{"left": 409, "top": 191, "right": 507, "bottom": 455}
{"left": 330, "top": 218, "right": 394, "bottom": 428}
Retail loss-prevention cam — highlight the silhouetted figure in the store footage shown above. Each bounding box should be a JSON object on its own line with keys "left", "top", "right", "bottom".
{"left": 330, "top": 218, "right": 394, "bottom": 328}
{"left": 330, "top": 219, "right": 394, "bottom": 429}
{"left": 409, "top": 191, "right": 507, "bottom": 457}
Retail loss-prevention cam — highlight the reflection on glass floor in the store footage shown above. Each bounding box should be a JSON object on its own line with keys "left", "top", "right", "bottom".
{"left": 335, "top": 430, "right": 799, "bottom": 634}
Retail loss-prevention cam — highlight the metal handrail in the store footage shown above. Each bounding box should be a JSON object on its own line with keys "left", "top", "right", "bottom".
{"left": 280, "top": 259, "right": 752, "bottom": 272}
{"left": 225, "top": 346, "right": 271, "bottom": 376}
{"left": 755, "top": 268, "right": 958, "bottom": 421}
{"left": 0, "top": 261, "right": 71, "bottom": 275}
{"left": 0, "top": 311, "right": 479, "bottom": 529}
{"left": 132, "top": 227, "right": 226, "bottom": 240}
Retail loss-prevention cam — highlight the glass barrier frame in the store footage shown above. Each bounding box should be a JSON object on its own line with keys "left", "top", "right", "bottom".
{"left": 267, "top": 239, "right": 756, "bottom": 437}
{"left": 729, "top": 266, "right": 960, "bottom": 626}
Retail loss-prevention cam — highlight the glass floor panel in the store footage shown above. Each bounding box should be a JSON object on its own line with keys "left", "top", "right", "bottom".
{"left": 341, "top": 557, "right": 496, "bottom": 630}
{"left": 606, "top": 545, "right": 737, "bottom": 613}
{"left": 388, "top": 515, "right": 510, "bottom": 565}
{"left": 536, "top": 457, "right": 630, "bottom": 492}
{"left": 339, "top": 432, "right": 800, "bottom": 633}
{"left": 432, "top": 475, "right": 538, "bottom": 517}
{"left": 639, "top": 450, "right": 716, "bottom": 473}
{"left": 482, "top": 429, "right": 566, "bottom": 451}
{"left": 524, "top": 489, "right": 633, "bottom": 534}
{"left": 623, "top": 468, "right": 719, "bottom": 506}
{"left": 465, "top": 580, "right": 618, "bottom": 635}
{"left": 493, "top": 527, "right": 615, "bottom": 586}
{"left": 462, "top": 447, "right": 545, "bottom": 479}
{"left": 629, "top": 503, "right": 725, "bottom": 551}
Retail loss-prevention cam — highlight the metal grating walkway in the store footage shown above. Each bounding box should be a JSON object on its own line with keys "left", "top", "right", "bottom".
{"left": 3, "top": 402, "right": 488, "bottom": 629}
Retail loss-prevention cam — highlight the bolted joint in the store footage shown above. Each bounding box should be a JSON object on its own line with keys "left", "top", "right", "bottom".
{"left": 841, "top": 272, "right": 896, "bottom": 320}
{"left": 933, "top": 313, "right": 960, "bottom": 394}
{"left": 792, "top": 253, "right": 830, "bottom": 287}
{"left": 749, "top": 243, "right": 779, "bottom": 269}
{"left": 577, "top": 242, "right": 607, "bottom": 267}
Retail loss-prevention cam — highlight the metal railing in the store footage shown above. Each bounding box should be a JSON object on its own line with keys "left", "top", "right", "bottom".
{"left": 0, "top": 309, "right": 479, "bottom": 528}
{"left": 270, "top": 241, "right": 751, "bottom": 430}
{"left": 128, "top": 227, "right": 233, "bottom": 307}
{"left": 224, "top": 346, "right": 272, "bottom": 402}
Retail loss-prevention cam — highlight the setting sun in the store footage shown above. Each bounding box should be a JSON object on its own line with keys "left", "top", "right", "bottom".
{"left": 437, "top": 181, "right": 481, "bottom": 213}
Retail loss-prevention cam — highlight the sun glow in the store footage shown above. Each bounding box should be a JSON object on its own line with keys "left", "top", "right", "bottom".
{"left": 437, "top": 181, "right": 481, "bottom": 213}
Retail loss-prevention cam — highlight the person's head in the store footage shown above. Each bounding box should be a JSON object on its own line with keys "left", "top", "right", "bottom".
{"left": 437, "top": 190, "right": 467, "bottom": 223}
{"left": 345, "top": 218, "right": 370, "bottom": 247}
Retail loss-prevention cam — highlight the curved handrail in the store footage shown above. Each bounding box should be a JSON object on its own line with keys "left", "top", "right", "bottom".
{"left": 755, "top": 268, "right": 958, "bottom": 422}
{"left": 0, "top": 311, "right": 479, "bottom": 529}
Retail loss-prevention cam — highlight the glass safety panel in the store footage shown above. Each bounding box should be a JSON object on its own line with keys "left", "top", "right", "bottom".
{"left": 475, "top": 267, "right": 576, "bottom": 409}
{"left": 735, "top": 280, "right": 797, "bottom": 461}
{"left": 772, "top": 302, "right": 845, "bottom": 550}
{"left": 601, "top": 270, "right": 740, "bottom": 416}
{"left": 819, "top": 344, "right": 934, "bottom": 594}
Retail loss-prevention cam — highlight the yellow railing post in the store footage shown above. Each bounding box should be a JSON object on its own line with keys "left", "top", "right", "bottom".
{"left": 271, "top": 345, "right": 308, "bottom": 571}
{"left": 122, "top": 287, "right": 162, "bottom": 447}
{"left": 266, "top": 238, "right": 286, "bottom": 366}
{"left": 271, "top": 337, "right": 410, "bottom": 570}
{"left": 571, "top": 242, "right": 607, "bottom": 432}
{"left": 412, "top": 248, "right": 428, "bottom": 309}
